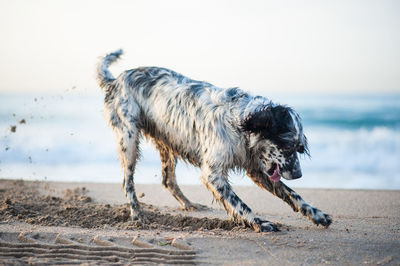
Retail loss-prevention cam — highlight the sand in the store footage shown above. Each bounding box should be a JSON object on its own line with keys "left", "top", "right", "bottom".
{"left": 0, "top": 179, "right": 399, "bottom": 265}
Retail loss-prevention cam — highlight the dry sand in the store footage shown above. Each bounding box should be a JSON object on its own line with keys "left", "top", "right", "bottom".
{"left": 0, "top": 179, "right": 399, "bottom": 265}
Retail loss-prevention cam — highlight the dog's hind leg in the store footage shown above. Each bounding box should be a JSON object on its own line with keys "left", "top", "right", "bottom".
{"left": 155, "top": 141, "right": 207, "bottom": 211}
{"left": 201, "top": 165, "right": 279, "bottom": 232}
{"left": 247, "top": 170, "right": 332, "bottom": 227}
{"left": 108, "top": 99, "right": 142, "bottom": 220}
{"left": 119, "top": 127, "right": 141, "bottom": 220}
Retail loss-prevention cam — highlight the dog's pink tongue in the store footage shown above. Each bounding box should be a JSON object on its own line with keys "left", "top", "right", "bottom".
{"left": 269, "top": 164, "right": 281, "bottom": 182}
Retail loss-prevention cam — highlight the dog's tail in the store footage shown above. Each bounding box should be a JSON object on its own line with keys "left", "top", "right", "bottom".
{"left": 96, "top": 49, "right": 123, "bottom": 91}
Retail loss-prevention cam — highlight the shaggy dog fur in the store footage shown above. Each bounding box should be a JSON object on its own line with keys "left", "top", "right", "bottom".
{"left": 96, "top": 50, "right": 332, "bottom": 232}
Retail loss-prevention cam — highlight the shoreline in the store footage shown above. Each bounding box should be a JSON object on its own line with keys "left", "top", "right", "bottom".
{"left": 2, "top": 176, "right": 400, "bottom": 192}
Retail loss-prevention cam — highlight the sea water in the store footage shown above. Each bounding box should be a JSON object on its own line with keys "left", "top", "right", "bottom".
{"left": 1, "top": 92, "right": 399, "bottom": 189}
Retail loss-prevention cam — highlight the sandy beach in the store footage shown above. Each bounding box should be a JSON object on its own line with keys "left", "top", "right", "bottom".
{"left": 0, "top": 179, "right": 399, "bottom": 265}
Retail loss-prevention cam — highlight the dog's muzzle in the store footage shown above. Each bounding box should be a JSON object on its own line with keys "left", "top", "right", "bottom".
{"left": 267, "top": 163, "right": 303, "bottom": 182}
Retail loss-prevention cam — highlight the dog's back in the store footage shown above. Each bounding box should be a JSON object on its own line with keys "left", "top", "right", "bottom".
{"left": 101, "top": 61, "right": 253, "bottom": 168}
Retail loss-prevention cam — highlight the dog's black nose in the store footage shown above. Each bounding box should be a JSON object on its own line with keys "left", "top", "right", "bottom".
{"left": 292, "top": 170, "right": 302, "bottom": 179}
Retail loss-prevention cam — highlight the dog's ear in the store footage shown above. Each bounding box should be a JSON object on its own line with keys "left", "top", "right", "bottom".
{"left": 242, "top": 107, "right": 274, "bottom": 134}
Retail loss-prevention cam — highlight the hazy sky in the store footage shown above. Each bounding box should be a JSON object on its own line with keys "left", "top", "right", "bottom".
{"left": 0, "top": 0, "right": 399, "bottom": 95}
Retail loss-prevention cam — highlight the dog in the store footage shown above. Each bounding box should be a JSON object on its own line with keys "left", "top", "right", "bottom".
{"left": 96, "top": 49, "right": 332, "bottom": 232}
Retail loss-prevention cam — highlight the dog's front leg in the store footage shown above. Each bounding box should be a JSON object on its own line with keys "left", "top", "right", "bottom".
{"left": 201, "top": 166, "right": 279, "bottom": 232}
{"left": 282, "top": 183, "right": 332, "bottom": 227}
{"left": 247, "top": 169, "right": 332, "bottom": 227}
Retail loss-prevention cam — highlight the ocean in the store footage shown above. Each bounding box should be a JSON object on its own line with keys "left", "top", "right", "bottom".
{"left": 1, "top": 92, "right": 399, "bottom": 189}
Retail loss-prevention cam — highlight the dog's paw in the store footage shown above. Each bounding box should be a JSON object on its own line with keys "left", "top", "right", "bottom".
{"left": 252, "top": 218, "right": 280, "bottom": 232}
{"left": 300, "top": 204, "right": 332, "bottom": 228}
{"left": 183, "top": 202, "right": 209, "bottom": 211}
{"left": 130, "top": 208, "right": 142, "bottom": 221}
{"left": 313, "top": 211, "right": 332, "bottom": 228}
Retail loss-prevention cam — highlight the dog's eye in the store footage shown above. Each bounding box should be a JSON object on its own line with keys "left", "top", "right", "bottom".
{"left": 282, "top": 146, "right": 294, "bottom": 153}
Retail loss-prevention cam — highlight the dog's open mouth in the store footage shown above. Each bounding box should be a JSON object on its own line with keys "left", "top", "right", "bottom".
{"left": 267, "top": 163, "right": 281, "bottom": 182}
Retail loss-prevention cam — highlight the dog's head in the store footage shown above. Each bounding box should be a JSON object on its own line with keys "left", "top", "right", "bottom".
{"left": 243, "top": 105, "right": 309, "bottom": 182}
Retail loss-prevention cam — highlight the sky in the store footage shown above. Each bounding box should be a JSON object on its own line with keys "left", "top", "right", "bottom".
{"left": 0, "top": 0, "right": 399, "bottom": 95}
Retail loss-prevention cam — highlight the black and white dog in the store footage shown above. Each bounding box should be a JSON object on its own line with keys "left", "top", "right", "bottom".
{"left": 96, "top": 50, "right": 332, "bottom": 232}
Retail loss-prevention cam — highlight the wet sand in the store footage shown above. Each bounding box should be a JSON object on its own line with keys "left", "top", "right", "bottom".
{"left": 0, "top": 179, "right": 399, "bottom": 265}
